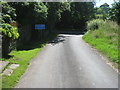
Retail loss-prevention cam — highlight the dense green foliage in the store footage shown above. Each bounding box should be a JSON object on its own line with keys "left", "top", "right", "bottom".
{"left": 1, "top": 2, "right": 16, "bottom": 23}
{"left": 1, "top": 24, "right": 19, "bottom": 39}
{"left": 1, "top": 2, "right": 95, "bottom": 36}
{"left": 87, "top": 19, "right": 105, "bottom": 30}
{"left": 1, "top": 2, "right": 19, "bottom": 39}
{"left": 1, "top": 2, "right": 95, "bottom": 52}
{"left": 8, "top": 2, "right": 48, "bottom": 24}
{"left": 108, "top": 1, "right": 120, "bottom": 24}
{"left": 95, "top": 3, "right": 110, "bottom": 20}
{"left": 95, "top": 8, "right": 108, "bottom": 19}
{"left": 95, "top": 1, "right": 120, "bottom": 24}
{"left": 47, "top": 2, "right": 64, "bottom": 31}
{"left": 1, "top": 2, "right": 19, "bottom": 57}
{"left": 56, "top": 2, "right": 94, "bottom": 30}
{"left": 83, "top": 19, "right": 119, "bottom": 63}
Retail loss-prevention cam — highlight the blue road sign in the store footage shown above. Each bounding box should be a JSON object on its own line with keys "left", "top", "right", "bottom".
{"left": 35, "top": 24, "right": 45, "bottom": 30}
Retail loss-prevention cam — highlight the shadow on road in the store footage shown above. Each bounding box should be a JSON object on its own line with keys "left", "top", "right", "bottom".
{"left": 47, "top": 35, "right": 66, "bottom": 45}
{"left": 47, "top": 31, "right": 85, "bottom": 46}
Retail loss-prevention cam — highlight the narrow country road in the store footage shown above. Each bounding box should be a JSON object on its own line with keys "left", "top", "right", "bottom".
{"left": 15, "top": 34, "right": 118, "bottom": 88}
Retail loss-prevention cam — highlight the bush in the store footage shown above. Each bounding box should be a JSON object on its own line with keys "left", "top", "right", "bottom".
{"left": 0, "top": 23, "right": 19, "bottom": 58}
{"left": 87, "top": 19, "right": 105, "bottom": 30}
{"left": 0, "top": 23, "right": 19, "bottom": 39}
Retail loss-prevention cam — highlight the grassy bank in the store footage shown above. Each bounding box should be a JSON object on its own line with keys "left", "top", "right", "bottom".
{"left": 83, "top": 19, "right": 119, "bottom": 64}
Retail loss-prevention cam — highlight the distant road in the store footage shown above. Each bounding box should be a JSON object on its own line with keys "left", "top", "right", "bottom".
{"left": 15, "top": 34, "right": 118, "bottom": 88}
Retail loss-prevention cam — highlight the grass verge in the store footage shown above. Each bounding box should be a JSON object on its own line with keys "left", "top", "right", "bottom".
{"left": 2, "top": 42, "right": 45, "bottom": 88}
{"left": 83, "top": 19, "right": 119, "bottom": 65}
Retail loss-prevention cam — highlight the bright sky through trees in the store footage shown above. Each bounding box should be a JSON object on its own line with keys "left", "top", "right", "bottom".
{"left": 95, "top": 0, "right": 115, "bottom": 7}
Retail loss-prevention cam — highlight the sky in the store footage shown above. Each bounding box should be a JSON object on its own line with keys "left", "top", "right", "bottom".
{"left": 95, "top": 0, "right": 116, "bottom": 7}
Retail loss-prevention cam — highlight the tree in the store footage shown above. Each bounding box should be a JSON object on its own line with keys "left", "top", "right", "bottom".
{"left": 56, "top": 2, "right": 95, "bottom": 31}
{"left": 54, "top": 2, "right": 71, "bottom": 30}
{"left": 70, "top": 2, "right": 95, "bottom": 31}
{"left": 95, "top": 3, "right": 110, "bottom": 20}
{"left": 1, "top": 2, "right": 48, "bottom": 56}
{"left": 8, "top": 2, "right": 48, "bottom": 46}
{"left": 47, "top": 2, "right": 62, "bottom": 32}
{"left": 109, "top": 1, "right": 120, "bottom": 24}
{"left": 1, "top": 2, "right": 16, "bottom": 23}
{"left": 1, "top": 2, "right": 19, "bottom": 57}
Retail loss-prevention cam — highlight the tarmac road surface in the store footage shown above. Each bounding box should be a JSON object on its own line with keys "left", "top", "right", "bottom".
{"left": 15, "top": 34, "right": 118, "bottom": 88}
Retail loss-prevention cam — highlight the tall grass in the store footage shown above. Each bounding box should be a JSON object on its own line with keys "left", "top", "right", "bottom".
{"left": 83, "top": 19, "right": 119, "bottom": 64}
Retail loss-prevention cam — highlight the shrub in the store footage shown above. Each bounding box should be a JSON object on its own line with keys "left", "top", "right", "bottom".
{"left": 0, "top": 23, "right": 19, "bottom": 58}
{"left": 0, "top": 23, "right": 19, "bottom": 39}
{"left": 87, "top": 19, "right": 105, "bottom": 30}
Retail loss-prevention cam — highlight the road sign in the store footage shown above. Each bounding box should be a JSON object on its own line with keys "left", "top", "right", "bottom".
{"left": 35, "top": 24, "right": 45, "bottom": 30}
